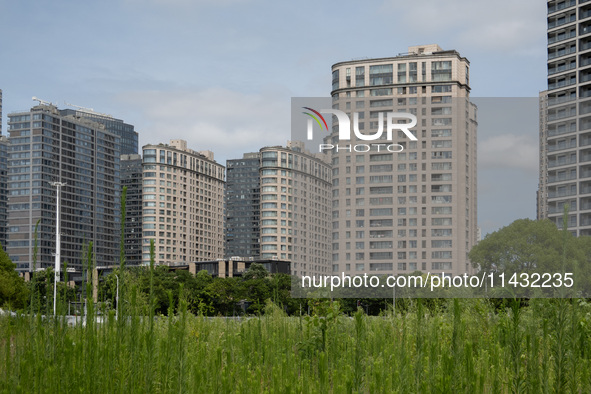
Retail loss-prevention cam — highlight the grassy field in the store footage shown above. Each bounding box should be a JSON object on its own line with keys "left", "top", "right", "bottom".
{"left": 2, "top": 297, "right": 591, "bottom": 393}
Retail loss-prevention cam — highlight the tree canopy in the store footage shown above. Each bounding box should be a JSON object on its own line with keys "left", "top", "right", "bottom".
{"left": 0, "top": 244, "right": 28, "bottom": 309}
{"left": 469, "top": 218, "right": 591, "bottom": 295}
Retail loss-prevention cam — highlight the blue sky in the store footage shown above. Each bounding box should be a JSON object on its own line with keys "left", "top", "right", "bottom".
{"left": 0, "top": 0, "right": 547, "bottom": 235}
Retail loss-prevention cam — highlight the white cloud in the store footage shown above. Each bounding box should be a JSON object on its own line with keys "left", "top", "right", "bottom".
{"left": 382, "top": 0, "right": 545, "bottom": 53}
{"left": 124, "top": 0, "right": 250, "bottom": 6}
{"left": 478, "top": 133, "right": 538, "bottom": 173}
{"left": 116, "top": 87, "right": 292, "bottom": 163}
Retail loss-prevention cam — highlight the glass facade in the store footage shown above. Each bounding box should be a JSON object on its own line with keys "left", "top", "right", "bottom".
{"left": 0, "top": 136, "right": 7, "bottom": 249}
{"left": 7, "top": 104, "right": 121, "bottom": 271}
{"left": 225, "top": 153, "right": 260, "bottom": 258}
{"left": 121, "top": 154, "right": 143, "bottom": 265}
{"left": 540, "top": 1, "right": 591, "bottom": 236}
{"left": 60, "top": 109, "right": 138, "bottom": 155}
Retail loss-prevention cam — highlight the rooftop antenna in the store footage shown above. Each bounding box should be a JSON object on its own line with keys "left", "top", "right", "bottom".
{"left": 65, "top": 102, "right": 95, "bottom": 112}
{"left": 65, "top": 102, "right": 112, "bottom": 118}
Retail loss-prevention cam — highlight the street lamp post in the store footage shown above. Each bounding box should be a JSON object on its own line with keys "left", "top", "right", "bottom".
{"left": 51, "top": 182, "right": 66, "bottom": 316}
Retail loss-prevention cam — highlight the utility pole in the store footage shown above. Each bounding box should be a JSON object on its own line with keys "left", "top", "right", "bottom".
{"left": 51, "top": 182, "right": 66, "bottom": 316}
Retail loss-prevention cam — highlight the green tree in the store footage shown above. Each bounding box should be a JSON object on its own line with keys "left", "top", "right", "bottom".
{"left": 0, "top": 244, "right": 28, "bottom": 309}
{"left": 469, "top": 219, "right": 580, "bottom": 274}
{"left": 469, "top": 218, "right": 591, "bottom": 296}
{"left": 242, "top": 263, "right": 268, "bottom": 280}
{"left": 205, "top": 277, "right": 244, "bottom": 315}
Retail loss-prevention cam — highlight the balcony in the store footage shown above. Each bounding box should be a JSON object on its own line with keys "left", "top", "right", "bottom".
{"left": 549, "top": 46, "right": 577, "bottom": 59}
{"left": 548, "top": 13, "right": 576, "bottom": 29}
{"left": 581, "top": 116, "right": 591, "bottom": 130}
{"left": 548, "top": 171, "right": 577, "bottom": 183}
{"left": 548, "top": 77, "right": 576, "bottom": 90}
{"left": 580, "top": 166, "right": 591, "bottom": 178}
{"left": 549, "top": 31, "right": 576, "bottom": 45}
{"left": 548, "top": 94, "right": 576, "bottom": 106}
{"left": 548, "top": 60, "right": 576, "bottom": 74}
{"left": 580, "top": 197, "right": 591, "bottom": 210}
{"left": 580, "top": 181, "right": 591, "bottom": 194}
{"left": 549, "top": 205, "right": 577, "bottom": 214}
{"left": 548, "top": 108, "right": 577, "bottom": 122}
{"left": 581, "top": 8, "right": 591, "bottom": 20}
{"left": 548, "top": 190, "right": 577, "bottom": 198}
{"left": 581, "top": 39, "right": 591, "bottom": 52}
{"left": 548, "top": 0, "right": 576, "bottom": 14}
{"left": 548, "top": 140, "right": 577, "bottom": 152}
{"left": 548, "top": 156, "right": 577, "bottom": 167}
{"left": 581, "top": 55, "right": 591, "bottom": 67}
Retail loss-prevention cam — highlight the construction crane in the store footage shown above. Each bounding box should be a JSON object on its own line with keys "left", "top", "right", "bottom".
{"left": 32, "top": 96, "right": 54, "bottom": 106}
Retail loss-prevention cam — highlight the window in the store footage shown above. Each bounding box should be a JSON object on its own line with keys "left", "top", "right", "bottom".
{"left": 370, "top": 164, "right": 393, "bottom": 172}
{"left": 370, "top": 241, "right": 393, "bottom": 249}
{"left": 332, "top": 69, "right": 339, "bottom": 90}
{"left": 432, "top": 151, "right": 452, "bottom": 159}
{"left": 431, "top": 262, "right": 452, "bottom": 270}
{"left": 355, "top": 66, "right": 365, "bottom": 87}
{"left": 431, "top": 140, "right": 452, "bottom": 148}
{"left": 369, "top": 175, "right": 393, "bottom": 183}
{"left": 370, "top": 252, "right": 393, "bottom": 260}
{"left": 431, "top": 61, "right": 452, "bottom": 81}
{"left": 370, "top": 263, "right": 393, "bottom": 271}
{"left": 432, "top": 196, "right": 452, "bottom": 204}
{"left": 370, "top": 153, "right": 393, "bottom": 162}
{"left": 370, "top": 99, "right": 393, "bottom": 107}
{"left": 431, "top": 240, "right": 452, "bottom": 248}
{"left": 432, "top": 217, "right": 452, "bottom": 225}
{"left": 369, "top": 64, "right": 393, "bottom": 86}
{"left": 370, "top": 208, "right": 393, "bottom": 216}
{"left": 370, "top": 88, "right": 393, "bottom": 96}
{"left": 432, "top": 85, "right": 452, "bottom": 93}
{"left": 397, "top": 63, "right": 406, "bottom": 83}
{"left": 431, "top": 207, "right": 452, "bottom": 214}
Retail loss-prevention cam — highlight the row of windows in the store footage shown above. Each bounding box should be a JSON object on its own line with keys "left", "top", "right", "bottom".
{"left": 338, "top": 262, "right": 453, "bottom": 272}
{"left": 337, "top": 63, "right": 454, "bottom": 88}
{"left": 333, "top": 249, "right": 454, "bottom": 263}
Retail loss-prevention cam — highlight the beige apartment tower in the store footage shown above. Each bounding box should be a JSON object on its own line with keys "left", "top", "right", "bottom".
{"left": 259, "top": 141, "right": 332, "bottom": 277}
{"left": 328, "top": 44, "right": 478, "bottom": 276}
{"left": 141, "top": 139, "right": 225, "bottom": 265}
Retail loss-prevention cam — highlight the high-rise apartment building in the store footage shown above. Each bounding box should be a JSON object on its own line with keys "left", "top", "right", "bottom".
{"left": 0, "top": 90, "right": 6, "bottom": 249}
{"left": 121, "top": 154, "right": 143, "bottom": 265}
{"left": 258, "top": 141, "right": 332, "bottom": 277}
{"left": 328, "top": 44, "right": 477, "bottom": 276}
{"left": 0, "top": 136, "right": 8, "bottom": 249}
{"left": 539, "top": 1, "right": 591, "bottom": 234}
{"left": 60, "top": 108, "right": 138, "bottom": 155}
{"left": 225, "top": 152, "right": 260, "bottom": 259}
{"left": 7, "top": 104, "right": 121, "bottom": 271}
{"left": 538, "top": 90, "right": 549, "bottom": 220}
{"left": 141, "top": 139, "right": 225, "bottom": 265}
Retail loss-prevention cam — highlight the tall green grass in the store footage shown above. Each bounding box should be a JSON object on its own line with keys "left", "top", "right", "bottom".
{"left": 3, "top": 235, "right": 591, "bottom": 392}
{"left": 2, "top": 296, "right": 591, "bottom": 393}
